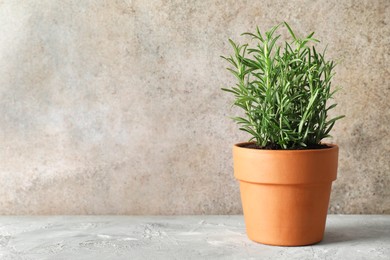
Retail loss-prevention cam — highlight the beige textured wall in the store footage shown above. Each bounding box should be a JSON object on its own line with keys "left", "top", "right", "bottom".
{"left": 0, "top": 0, "right": 389, "bottom": 214}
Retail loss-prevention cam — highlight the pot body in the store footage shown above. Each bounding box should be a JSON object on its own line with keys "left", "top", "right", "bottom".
{"left": 233, "top": 142, "right": 339, "bottom": 246}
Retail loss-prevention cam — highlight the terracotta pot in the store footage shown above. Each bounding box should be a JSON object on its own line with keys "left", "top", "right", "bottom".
{"left": 233, "top": 142, "right": 339, "bottom": 246}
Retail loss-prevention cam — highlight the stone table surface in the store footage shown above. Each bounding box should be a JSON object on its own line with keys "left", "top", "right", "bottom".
{"left": 0, "top": 215, "right": 389, "bottom": 260}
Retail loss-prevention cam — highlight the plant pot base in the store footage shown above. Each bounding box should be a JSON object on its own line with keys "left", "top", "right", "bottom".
{"left": 247, "top": 236, "right": 323, "bottom": 247}
{"left": 233, "top": 143, "right": 339, "bottom": 247}
{"left": 239, "top": 180, "right": 331, "bottom": 246}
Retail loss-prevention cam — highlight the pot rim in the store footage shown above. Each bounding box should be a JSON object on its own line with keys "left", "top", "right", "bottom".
{"left": 234, "top": 142, "right": 338, "bottom": 154}
{"left": 233, "top": 142, "right": 339, "bottom": 184}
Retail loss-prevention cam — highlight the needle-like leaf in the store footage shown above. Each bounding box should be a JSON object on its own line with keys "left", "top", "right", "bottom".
{"left": 221, "top": 22, "right": 344, "bottom": 149}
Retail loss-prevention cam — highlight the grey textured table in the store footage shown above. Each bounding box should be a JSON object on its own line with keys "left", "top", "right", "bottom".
{"left": 0, "top": 215, "right": 389, "bottom": 260}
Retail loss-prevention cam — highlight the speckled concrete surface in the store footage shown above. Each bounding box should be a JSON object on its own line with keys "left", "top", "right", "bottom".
{"left": 0, "top": 0, "right": 389, "bottom": 214}
{"left": 0, "top": 215, "right": 389, "bottom": 259}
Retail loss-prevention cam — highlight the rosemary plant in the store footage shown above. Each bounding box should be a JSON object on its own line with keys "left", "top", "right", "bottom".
{"left": 222, "top": 22, "right": 344, "bottom": 149}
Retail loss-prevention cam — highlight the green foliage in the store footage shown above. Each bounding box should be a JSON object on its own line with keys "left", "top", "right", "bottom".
{"left": 222, "top": 22, "right": 344, "bottom": 149}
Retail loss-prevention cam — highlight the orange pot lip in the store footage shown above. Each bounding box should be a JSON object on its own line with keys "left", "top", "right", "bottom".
{"left": 233, "top": 142, "right": 339, "bottom": 184}
{"left": 234, "top": 142, "right": 338, "bottom": 154}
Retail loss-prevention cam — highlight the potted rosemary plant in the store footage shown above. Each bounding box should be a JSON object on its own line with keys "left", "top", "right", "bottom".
{"left": 222, "top": 22, "right": 344, "bottom": 246}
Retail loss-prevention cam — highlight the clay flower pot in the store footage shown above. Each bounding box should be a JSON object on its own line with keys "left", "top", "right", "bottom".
{"left": 233, "top": 142, "right": 339, "bottom": 246}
